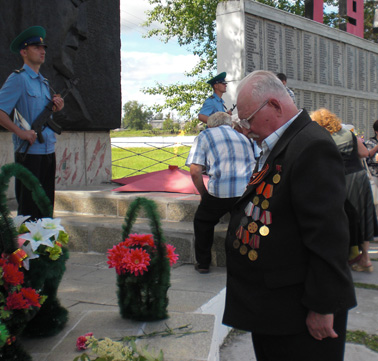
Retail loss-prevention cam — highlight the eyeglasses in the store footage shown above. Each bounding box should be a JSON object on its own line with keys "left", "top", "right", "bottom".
{"left": 237, "top": 100, "right": 269, "bottom": 129}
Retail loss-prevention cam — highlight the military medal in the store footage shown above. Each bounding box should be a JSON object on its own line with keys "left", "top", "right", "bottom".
{"left": 273, "top": 174, "right": 281, "bottom": 184}
{"left": 252, "top": 205, "right": 260, "bottom": 220}
{"left": 248, "top": 249, "right": 258, "bottom": 261}
{"left": 248, "top": 222, "right": 258, "bottom": 233}
{"left": 240, "top": 245, "right": 248, "bottom": 255}
{"left": 253, "top": 196, "right": 260, "bottom": 205}
{"left": 273, "top": 165, "right": 282, "bottom": 184}
{"left": 259, "top": 211, "right": 272, "bottom": 236}
{"left": 259, "top": 225, "right": 270, "bottom": 236}
{"left": 261, "top": 199, "right": 269, "bottom": 209}
{"left": 240, "top": 216, "right": 248, "bottom": 227}
{"left": 233, "top": 239, "right": 240, "bottom": 249}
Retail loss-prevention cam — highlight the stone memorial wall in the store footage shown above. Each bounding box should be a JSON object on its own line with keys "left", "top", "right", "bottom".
{"left": 217, "top": 1, "right": 378, "bottom": 137}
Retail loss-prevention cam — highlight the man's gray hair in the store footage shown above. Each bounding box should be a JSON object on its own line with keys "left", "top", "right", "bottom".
{"left": 237, "top": 70, "right": 289, "bottom": 101}
{"left": 207, "top": 112, "right": 232, "bottom": 128}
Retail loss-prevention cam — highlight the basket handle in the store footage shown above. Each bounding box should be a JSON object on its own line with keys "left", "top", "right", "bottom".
{"left": 122, "top": 197, "right": 166, "bottom": 252}
{"left": 0, "top": 163, "right": 53, "bottom": 254}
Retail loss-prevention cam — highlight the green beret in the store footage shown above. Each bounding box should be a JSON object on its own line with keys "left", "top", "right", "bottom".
{"left": 10, "top": 26, "right": 47, "bottom": 54}
{"left": 207, "top": 72, "right": 227, "bottom": 86}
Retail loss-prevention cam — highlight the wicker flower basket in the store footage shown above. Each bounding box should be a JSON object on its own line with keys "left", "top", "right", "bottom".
{"left": 0, "top": 163, "right": 69, "bottom": 340}
{"left": 108, "top": 197, "right": 178, "bottom": 321}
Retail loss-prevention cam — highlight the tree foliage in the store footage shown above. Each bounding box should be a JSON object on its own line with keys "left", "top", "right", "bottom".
{"left": 142, "top": 0, "right": 378, "bottom": 118}
{"left": 122, "top": 101, "right": 153, "bottom": 130}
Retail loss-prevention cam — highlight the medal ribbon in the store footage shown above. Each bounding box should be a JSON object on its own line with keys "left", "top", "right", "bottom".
{"left": 262, "top": 184, "right": 273, "bottom": 199}
{"left": 244, "top": 202, "right": 254, "bottom": 217}
{"left": 252, "top": 206, "right": 261, "bottom": 221}
{"left": 256, "top": 182, "right": 265, "bottom": 195}
{"left": 236, "top": 226, "right": 244, "bottom": 239}
{"left": 248, "top": 164, "right": 269, "bottom": 186}
{"left": 249, "top": 234, "right": 260, "bottom": 249}
{"left": 242, "top": 229, "right": 250, "bottom": 244}
{"left": 260, "top": 210, "right": 272, "bottom": 225}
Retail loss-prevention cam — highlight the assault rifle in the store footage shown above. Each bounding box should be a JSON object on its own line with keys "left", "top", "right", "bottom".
{"left": 16, "top": 78, "right": 79, "bottom": 156}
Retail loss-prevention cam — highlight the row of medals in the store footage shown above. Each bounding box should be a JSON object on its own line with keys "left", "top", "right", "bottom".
{"left": 233, "top": 172, "right": 281, "bottom": 261}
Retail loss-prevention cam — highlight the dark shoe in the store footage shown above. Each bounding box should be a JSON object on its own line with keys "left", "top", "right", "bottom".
{"left": 195, "top": 264, "right": 209, "bottom": 274}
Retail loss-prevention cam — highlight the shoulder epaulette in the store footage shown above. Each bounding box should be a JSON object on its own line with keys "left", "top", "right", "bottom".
{"left": 13, "top": 68, "right": 25, "bottom": 74}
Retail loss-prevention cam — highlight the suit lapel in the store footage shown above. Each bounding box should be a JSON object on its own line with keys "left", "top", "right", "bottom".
{"left": 237, "top": 110, "right": 312, "bottom": 204}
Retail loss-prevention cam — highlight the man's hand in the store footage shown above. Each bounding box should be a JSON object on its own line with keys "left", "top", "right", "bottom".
{"left": 19, "top": 129, "right": 37, "bottom": 145}
{"left": 306, "top": 311, "right": 338, "bottom": 341}
{"left": 52, "top": 94, "right": 64, "bottom": 112}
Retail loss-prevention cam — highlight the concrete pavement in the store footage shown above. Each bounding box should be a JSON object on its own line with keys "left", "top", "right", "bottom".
{"left": 19, "top": 253, "right": 378, "bottom": 361}
{"left": 220, "top": 258, "right": 378, "bottom": 361}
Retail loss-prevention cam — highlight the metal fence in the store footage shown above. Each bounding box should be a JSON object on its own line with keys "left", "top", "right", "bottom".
{"left": 111, "top": 137, "right": 196, "bottom": 178}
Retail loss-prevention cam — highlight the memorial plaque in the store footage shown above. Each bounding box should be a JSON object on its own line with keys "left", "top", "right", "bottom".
{"left": 284, "top": 27, "right": 300, "bottom": 80}
{"left": 319, "top": 37, "right": 331, "bottom": 85}
{"left": 317, "top": 93, "right": 332, "bottom": 110}
{"left": 357, "top": 49, "right": 368, "bottom": 92}
{"left": 368, "top": 101, "right": 378, "bottom": 137}
{"left": 265, "top": 21, "right": 283, "bottom": 73}
{"left": 331, "top": 41, "right": 343, "bottom": 87}
{"left": 346, "top": 45, "right": 357, "bottom": 90}
{"left": 357, "top": 99, "right": 369, "bottom": 134}
{"left": 345, "top": 97, "right": 356, "bottom": 125}
{"left": 303, "top": 90, "right": 315, "bottom": 111}
{"left": 333, "top": 95, "right": 344, "bottom": 119}
{"left": 245, "top": 15, "right": 264, "bottom": 73}
{"left": 303, "top": 33, "right": 318, "bottom": 83}
{"left": 369, "top": 53, "right": 378, "bottom": 93}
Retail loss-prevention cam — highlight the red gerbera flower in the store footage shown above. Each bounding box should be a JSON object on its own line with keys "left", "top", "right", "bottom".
{"left": 124, "top": 248, "right": 150, "bottom": 276}
{"left": 21, "top": 287, "right": 41, "bottom": 308}
{"left": 166, "top": 244, "right": 179, "bottom": 266}
{"left": 125, "top": 234, "right": 155, "bottom": 248}
{"left": 107, "top": 243, "right": 129, "bottom": 275}
{"left": 5, "top": 292, "right": 29, "bottom": 310}
{"left": 2, "top": 262, "right": 24, "bottom": 286}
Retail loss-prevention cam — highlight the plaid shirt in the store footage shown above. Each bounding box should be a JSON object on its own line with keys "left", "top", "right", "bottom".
{"left": 186, "top": 125, "right": 256, "bottom": 198}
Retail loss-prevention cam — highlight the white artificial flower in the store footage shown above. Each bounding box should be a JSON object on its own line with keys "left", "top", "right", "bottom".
{"left": 21, "top": 242, "right": 40, "bottom": 270}
{"left": 39, "top": 218, "right": 65, "bottom": 239}
{"left": 12, "top": 215, "right": 31, "bottom": 229}
{"left": 22, "top": 221, "right": 56, "bottom": 251}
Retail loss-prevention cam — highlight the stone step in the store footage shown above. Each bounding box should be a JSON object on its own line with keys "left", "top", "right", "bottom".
{"left": 54, "top": 187, "right": 230, "bottom": 266}
{"left": 57, "top": 213, "right": 228, "bottom": 267}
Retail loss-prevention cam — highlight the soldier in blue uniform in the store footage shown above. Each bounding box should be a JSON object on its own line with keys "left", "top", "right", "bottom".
{"left": 198, "top": 72, "right": 233, "bottom": 124}
{"left": 0, "top": 26, "right": 64, "bottom": 219}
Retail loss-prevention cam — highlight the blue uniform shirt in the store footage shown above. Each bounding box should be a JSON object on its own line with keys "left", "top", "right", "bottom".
{"left": 0, "top": 64, "right": 56, "bottom": 154}
{"left": 199, "top": 93, "right": 226, "bottom": 117}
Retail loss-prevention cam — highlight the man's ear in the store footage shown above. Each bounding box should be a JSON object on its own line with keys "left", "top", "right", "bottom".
{"left": 269, "top": 98, "right": 282, "bottom": 114}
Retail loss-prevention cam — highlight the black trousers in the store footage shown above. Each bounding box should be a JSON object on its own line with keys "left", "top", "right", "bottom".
{"left": 251, "top": 311, "right": 348, "bottom": 361}
{"left": 15, "top": 152, "right": 56, "bottom": 219}
{"left": 193, "top": 193, "right": 239, "bottom": 268}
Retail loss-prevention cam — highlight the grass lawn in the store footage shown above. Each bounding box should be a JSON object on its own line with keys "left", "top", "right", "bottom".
{"left": 112, "top": 146, "right": 191, "bottom": 179}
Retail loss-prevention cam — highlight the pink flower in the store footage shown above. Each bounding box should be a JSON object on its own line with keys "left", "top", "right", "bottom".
{"left": 124, "top": 248, "right": 150, "bottom": 276}
{"left": 166, "top": 244, "right": 179, "bottom": 266}
{"left": 76, "top": 332, "right": 93, "bottom": 351}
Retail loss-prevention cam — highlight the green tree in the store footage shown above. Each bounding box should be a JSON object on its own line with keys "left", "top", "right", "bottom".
{"left": 143, "top": 0, "right": 376, "bottom": 117}
{"left": 122, "top": 101, "right": 153, "bottom": 130}
{"left": 162, "top": 113, "right": 180, "bottom": 133}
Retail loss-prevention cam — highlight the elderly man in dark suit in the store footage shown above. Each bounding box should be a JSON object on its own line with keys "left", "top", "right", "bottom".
{"left": 222, "top": 70, "right": 356, "bottom": 361}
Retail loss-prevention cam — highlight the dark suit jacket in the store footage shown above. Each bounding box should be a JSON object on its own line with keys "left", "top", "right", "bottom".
{"left": 222, "top": 110, "right": 356, "bottom": 335}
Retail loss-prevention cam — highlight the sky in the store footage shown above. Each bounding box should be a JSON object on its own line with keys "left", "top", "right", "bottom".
{"left": 120, "top": 1, "right": 339, "bottom": 116}
{"left": 120, "top": 0, "right": 199, "bottom": 114}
